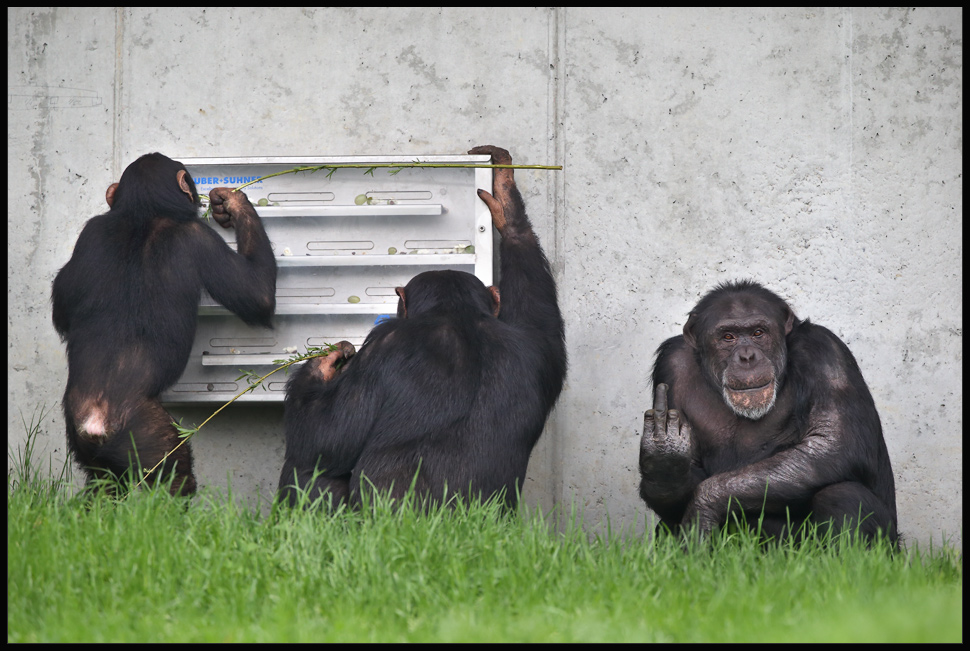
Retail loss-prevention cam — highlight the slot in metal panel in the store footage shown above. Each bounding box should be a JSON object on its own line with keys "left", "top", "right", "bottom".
{"left": 160, "top": 155, "right": 493, "bottom": 404}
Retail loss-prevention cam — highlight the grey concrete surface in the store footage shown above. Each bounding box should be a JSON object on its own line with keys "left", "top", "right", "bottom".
{"left": 8, "top": 7, "right": 962, "bottom": 549}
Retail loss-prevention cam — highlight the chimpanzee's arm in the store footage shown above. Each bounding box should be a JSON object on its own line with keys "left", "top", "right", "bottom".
{"left": 51, "top": 218, "right": 108, "bottom": 338}
{"left": 283, "top": 343, "right": 379, "bottom": 478}
{"left": 640, "top": 340, "right": 709, "bottom": 526}
{"left": 496, "top": 185, "right": 562, "bottom": 335}
{"left": 196, "top": 188, "right": 277, "bottom": 327}
{"left": 684, "top": 424, "right": 846, "bottom": 532}
{"left": 469, "top": 145, "right": 566, "bottom": 401}
{"left": 51, "top": 264, "right": 72, "bottom": 338}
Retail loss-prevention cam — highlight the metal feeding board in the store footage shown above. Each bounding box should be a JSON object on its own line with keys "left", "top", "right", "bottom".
{"left": 160, "top": 155, "right": 494, "bottom": 404}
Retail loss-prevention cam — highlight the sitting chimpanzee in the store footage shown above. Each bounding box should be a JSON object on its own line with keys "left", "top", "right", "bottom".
{"left": 639, "top": 280, "right": 898, "bottom": 545}
{"left": 278, "top": 145, "right": 567, "bottom": 509}
{"left": 51, "top": 153, "right": 277, "bottom": 496}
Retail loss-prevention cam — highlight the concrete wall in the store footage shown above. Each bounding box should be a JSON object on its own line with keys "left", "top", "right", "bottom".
{"left": 8, "top": 7, "right": 962, "bottom": 549}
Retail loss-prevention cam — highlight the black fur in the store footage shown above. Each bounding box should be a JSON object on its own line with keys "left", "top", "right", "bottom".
{"left": 278, "top": 175, "right": 566, "bottom": 510}
{"left": 51, "top": 153, "right": 276, "bottom": 495}
{"left": 640, "top": 280, "right": 898, "bottom": 544}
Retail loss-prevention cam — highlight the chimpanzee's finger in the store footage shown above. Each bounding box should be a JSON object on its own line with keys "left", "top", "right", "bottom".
{"left": 477, "top": 189, "right": 507, "bottom": 232}
{"left": 667, "top": 409, "right": 681, "bottom": 442}
{"left": 468, "top": 145, "right": 512, "bottom": 165}
{"left": 643, "top": 410, "right": 656, "bottom": 440}
{"left": 208, "top": 187, "right": 229, "bottom": 205}
{"left": 334, "top": 340, "right": 357, "bottom": 359}
{"left": 653, "top": 383, "right": 668, "bottom": 415}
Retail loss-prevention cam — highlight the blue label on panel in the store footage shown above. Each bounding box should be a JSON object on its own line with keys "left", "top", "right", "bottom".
{"left": 191, "top": 175, "right": 263, "bottom": 189}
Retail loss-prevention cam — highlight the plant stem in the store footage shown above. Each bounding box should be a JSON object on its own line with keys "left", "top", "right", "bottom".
{"left": 231, "top": 162, "right": 562, "bottom": 193}
{"left": 133, "top": 351, "right": 329, "bottom": 492}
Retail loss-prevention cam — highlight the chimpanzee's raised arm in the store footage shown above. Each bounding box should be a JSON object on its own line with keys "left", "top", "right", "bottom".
{"left": 469, "top": 146, "right": 564, "bottom": 356}
{"left": 196, "top": 187, "right": 277, "bottom": 328}
{"left": 639, "top": 381, "right": 708, "bottom": 527}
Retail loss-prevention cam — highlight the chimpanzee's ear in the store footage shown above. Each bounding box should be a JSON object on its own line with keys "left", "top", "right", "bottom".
{"left": 177, "top": 170, "right": 193, "bottom": 202}
{"left": 683, "top": 312, "right": 699, "bottom": 349}
{"left": 488, "top": 286, "right": 501, "bottom": 318}
{"left": 784, "top": 307, "right": 795, "bottom": 336}
{"left": 395, "top": 287, "right": 407, "bottom": 319}
{"left": 106, "top": 182, "right": 119, "bottom": 207}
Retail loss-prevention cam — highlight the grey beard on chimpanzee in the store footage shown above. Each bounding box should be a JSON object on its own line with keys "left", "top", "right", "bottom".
{"left": 639, "top": 280, "right": 898, "bottom": 545}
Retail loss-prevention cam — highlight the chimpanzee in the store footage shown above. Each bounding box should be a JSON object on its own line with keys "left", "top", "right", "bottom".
{"left": 51, "top": 152, "right": 277, "bottom": 496}
{"left": 278, "top": 145, "right": 566, "bottom": 510}
{"left": 639, "top": 280, "right": 898, "bottom": 545}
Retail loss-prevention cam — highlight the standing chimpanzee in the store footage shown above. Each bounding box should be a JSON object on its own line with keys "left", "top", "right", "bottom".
{"left": 278, "top": 145, "right": 566, "bottom": 510}
{"left": 51, "top": 152, "right": 277, "bottom": 496}
{"left": 639, "top": 280, "right": 898, "bottom": 545}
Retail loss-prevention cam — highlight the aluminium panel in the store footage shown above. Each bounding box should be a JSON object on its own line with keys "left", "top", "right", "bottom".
{"left": 160, "top": 155, "right": 493, "bottom": 404}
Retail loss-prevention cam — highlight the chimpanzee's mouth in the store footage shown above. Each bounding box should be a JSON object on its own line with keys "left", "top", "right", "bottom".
{"left": 726, "top": 382, "right": 772, "bottom": 393}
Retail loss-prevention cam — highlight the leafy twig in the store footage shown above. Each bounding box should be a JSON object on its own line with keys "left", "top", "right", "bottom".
{"left": 231, "top": 161, "right": 562, "bottom": 194}
{"left": 133, "top": 344, "right": 340, "bottom": 492}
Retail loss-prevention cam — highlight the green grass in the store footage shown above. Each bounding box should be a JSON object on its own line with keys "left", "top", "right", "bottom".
{"left": 7, "top": 414, "right": 963, "bottom": 643}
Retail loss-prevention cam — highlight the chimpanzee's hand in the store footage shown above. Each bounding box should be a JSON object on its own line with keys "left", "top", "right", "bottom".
{"left": 680, "top": 481, "right": 720, "bottom": 535}
{"left": 640, "top": 383, "right": 694, "bottom": 482}
{"left": 468, "top": 145, "right": 514, "bottom": 233}
{"left": 208, "top": 187, "right": 257, "bottom": 229}
{"left": 306, "top": 341, "right": 357, "bottom": 383}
